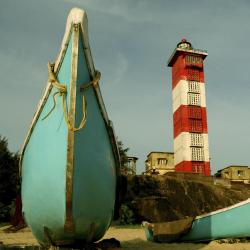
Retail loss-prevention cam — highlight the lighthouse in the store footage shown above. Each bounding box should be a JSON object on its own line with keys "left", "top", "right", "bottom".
{"left": 168, "top": 39, "right": 211, "bottom": 176}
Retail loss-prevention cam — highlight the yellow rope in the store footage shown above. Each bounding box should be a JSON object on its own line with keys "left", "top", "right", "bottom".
{"left": 62, "top": 91, "right": 87, "bottom": 132}
{"left": 42, "top": 91, "right": 61, "bottom": 121}
{"left": 42, "top": 63, "right": 67, "bottom": 121}
{"left": 80, "top": 71, "right": 101, "bottom": 91}
{"left": 42, "top": 62, "right": 99, "bottom": 132}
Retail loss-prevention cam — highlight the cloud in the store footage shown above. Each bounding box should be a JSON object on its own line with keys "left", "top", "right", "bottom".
{"left": 112, "top": 52, "right": 128, "bottom": 85}
{"left": 63, "top": 0, "right": 155, "bottom": 22}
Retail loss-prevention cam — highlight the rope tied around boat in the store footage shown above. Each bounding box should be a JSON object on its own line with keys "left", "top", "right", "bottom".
{"left": 80, "top": 70, "right": 101, "bottom": 91}
{"left": 42, "top": 62, "right": 101, "bottom": 132}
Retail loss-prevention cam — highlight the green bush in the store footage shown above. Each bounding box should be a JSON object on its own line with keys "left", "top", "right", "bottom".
{"left": 0, "top": 203, "right": 12, "bottom": 221}
{"left": 0, "top": 136, "right": 19, "bottom": 221}
{"left": 119, "top": 204, "right": 135, "bottom": 225}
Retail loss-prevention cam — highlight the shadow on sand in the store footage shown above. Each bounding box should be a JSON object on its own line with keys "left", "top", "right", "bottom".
{"left": 122, "top": 238, "right": 208, "bottom": 250}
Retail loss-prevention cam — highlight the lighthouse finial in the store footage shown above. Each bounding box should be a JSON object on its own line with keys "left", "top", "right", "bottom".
{"left": 181, "top": 37, "right": 187, "bottom": 43}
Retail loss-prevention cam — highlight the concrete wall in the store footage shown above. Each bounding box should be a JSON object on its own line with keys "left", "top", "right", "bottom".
{"left": 145, "top": 152, "right": 174, "bottom": 175}
{"left": 221, "top": 166, "right": 250, "bottom": 182}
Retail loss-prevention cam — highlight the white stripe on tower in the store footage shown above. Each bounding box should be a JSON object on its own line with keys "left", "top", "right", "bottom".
{"left": 172, "top": 80, "right": 207, "bottom": 113}
{"left": 174, "top": 133, "right": 209, "bottom": 165}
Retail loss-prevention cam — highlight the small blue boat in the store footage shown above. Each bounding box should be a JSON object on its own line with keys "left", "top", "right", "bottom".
{"left": 20, "top": 8, "right": 120, "bottom": 246}
{"left": 142, "top": 198, "right": 250, "bottom": 242}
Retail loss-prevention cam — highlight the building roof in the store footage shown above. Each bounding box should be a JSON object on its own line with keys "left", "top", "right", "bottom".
{"left": 147, "top": 151, "right": 174, "bottom": 157}
{"left": 217, "top": 165, "right": 249, "bottom": 173}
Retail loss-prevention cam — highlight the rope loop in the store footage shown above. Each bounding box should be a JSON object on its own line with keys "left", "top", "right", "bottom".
{"left": 42, "top": 62, "right": 101, "bottom": 133}
{"left": 80, "top": 70, "right": 101, "bottom": 91}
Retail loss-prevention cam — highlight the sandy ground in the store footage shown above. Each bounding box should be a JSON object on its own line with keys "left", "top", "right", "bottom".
{"left": 0, "top": 225, "right": 250, "bottom": 250}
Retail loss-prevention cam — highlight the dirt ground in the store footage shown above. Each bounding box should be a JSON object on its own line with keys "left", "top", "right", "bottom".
{"left": 1, "top": 225, "right": 250, "bottom": 250}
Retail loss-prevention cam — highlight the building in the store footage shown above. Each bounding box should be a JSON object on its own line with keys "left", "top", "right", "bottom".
{"left": 145, "top": 152, "right": 174, "bottom": 175}
{"left": 167, "top": 38, "right": 210, "bottom": 176}
{"left": 121, "top": 156, "right": 138, "bottom": 176}
{"left": 216, "top": 166, "right": 250, "bottom": 183}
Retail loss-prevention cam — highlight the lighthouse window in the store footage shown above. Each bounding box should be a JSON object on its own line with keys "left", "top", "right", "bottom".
{"left": 191, "top": 147, "right": 204, "bottom": 161}
{"left": 190, "top": 133, "right": 203, "bottom": 147}
{"left": 185, "top": 55, "right": 203, "bottom": 64}
{"left": 188, "top": 106, "right": 202, "bottom": 119}
{"left": 187, "top": 93, "right": 201, "bottom": 106}
{"left": 189, "top": 119, "right": 203, "bottom": 133}
{"left": 187, "top": 68, "right": 200, "bottom": 81}
{"left": 188, "top": 81, "right": 200, "bottom": 93}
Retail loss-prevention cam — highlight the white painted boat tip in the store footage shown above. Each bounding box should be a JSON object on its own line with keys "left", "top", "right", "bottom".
{"left": 54, "top": 7, "right": 90, "bottom": 72}
{"left": 67, "top": 7, "right": 87, "bottom": 25}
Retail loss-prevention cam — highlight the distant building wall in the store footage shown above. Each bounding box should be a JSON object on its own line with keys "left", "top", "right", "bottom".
{"left": 219, "top": 166, "right": 250, "bottom": 184}
{"left": 145, "top": 152, "right": 175, "bottom": 175}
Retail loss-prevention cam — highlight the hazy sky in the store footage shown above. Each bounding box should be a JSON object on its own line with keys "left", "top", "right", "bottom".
{"left": 1, "top": 0, "right": 250, "bottom": 174}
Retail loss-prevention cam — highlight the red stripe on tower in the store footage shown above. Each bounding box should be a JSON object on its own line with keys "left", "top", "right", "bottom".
{"left": 173, "top": 105, "right": 208, "bottom": 138}
{"left": 168, "top": 38, "right": 211, "bottom": 176}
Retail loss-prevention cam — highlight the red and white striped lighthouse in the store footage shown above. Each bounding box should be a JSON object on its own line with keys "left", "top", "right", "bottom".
{"left": 168, "top": 39, "right": 211, "bottom": 176}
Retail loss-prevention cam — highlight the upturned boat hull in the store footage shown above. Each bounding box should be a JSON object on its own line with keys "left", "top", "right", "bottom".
{"left": 142, "top": 198, "right": 250, "bottom": 242}
{"left": 21, "top": 8, "right": 120, "bottom": 246}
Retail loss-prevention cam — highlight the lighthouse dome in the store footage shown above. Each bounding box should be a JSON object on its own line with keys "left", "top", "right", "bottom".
{"left": 177, "top": 38, "right": 193, "bottom": 49}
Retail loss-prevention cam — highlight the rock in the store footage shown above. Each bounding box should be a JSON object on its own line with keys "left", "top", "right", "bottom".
{"left": 96, "top": 238, "right": 121, "bottom": 249}
{"left": 122, "top": 174, "right": 250, "bottom": 223}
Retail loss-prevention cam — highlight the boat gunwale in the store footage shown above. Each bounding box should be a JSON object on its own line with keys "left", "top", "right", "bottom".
{"left": 19, "top": 25, "right": 73, "bottom": 173}
{"left": 194, "top": 198, "right": 250, "bottom": 220}
{"left": 77, "top": 24, "right": 121, "bottom": 170}
{"left": 142, "top": 198, "right": 250, "bottom": 228}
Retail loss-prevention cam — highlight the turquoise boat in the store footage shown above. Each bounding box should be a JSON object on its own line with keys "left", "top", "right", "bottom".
{"left": 20, "top": 8, "right": 120, "bottom": 246}
{"left": 142, "top": 198, "right": 250, "bottom": 242}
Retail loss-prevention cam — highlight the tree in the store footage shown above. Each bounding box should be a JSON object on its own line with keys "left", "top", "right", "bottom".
{"left": 117, "top": 140, "right": 129, "bottom": 167}
{"left": 0, "top": 136, "right": 19, "bottom": 221}
{"left": 117, "top": 139, "right": 137, "bottom": 176}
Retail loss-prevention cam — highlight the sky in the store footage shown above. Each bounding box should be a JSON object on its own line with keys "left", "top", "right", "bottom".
{"left": 1, "top": 0, "right": 250, "bottom": 174}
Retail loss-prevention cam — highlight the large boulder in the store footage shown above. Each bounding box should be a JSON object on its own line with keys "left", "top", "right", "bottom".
{"left": 122, "top": 174, "right": 250, "bottom": 223}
